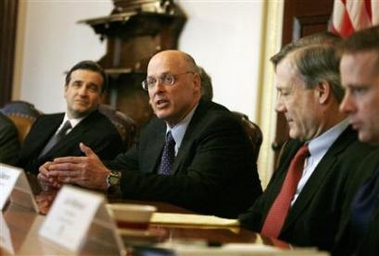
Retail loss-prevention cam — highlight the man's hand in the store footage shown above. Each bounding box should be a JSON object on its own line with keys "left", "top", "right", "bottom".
{"left": 38, "top": 161, "right": 63, "bottom": 190}
{"left": 36, "top": 190, "right": 58, "bottom": 215}
{"left": 42, "top": 143, "right": 110, "bottom": 190}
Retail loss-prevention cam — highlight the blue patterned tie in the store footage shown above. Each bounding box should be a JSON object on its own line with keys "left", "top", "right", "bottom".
{"left": 158, "top": 131, "right": 176, "bottom": 175}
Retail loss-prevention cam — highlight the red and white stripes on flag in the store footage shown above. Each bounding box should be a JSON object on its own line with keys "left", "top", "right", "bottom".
{"left": 331, "top": 0, "right": 379, "bottom": 37}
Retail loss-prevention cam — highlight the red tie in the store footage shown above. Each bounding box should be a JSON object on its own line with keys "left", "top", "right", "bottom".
{"left": 261, "top": 144, "right": 309, "bottom": 238}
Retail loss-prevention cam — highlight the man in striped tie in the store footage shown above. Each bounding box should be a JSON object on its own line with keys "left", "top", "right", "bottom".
{"left": 238, "top": 33, "right": 375, "bottom": 252}
{"left": 333, "top": 25, "right": 379, "bottom": 256}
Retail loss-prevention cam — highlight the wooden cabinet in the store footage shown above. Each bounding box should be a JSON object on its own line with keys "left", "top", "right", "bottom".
{"left": 0, "top": 0, "right": 19, "bottom": 107}
{"left": 80, "top": 0, "right": 186, "bottom": 128}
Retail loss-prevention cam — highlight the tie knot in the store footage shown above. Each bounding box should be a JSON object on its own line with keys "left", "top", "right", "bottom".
{"left": 166, "top": 131, "right": 175, "bottom": 146}
{"left": 297, "top": 144, "right": 310, "bottom": 158}
{"left": 59, "top": 120, "right": 72, "bottom": 136}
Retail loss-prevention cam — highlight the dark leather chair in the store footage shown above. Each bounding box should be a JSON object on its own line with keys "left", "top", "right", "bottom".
{"left": 232, "top": 111, "right": 263, "bottom": 163}
{"left": 0, "top": 101, "right": 42, "bottom": 144}
{"left": 99, "top": 104, "right": 137, "bottom": 148}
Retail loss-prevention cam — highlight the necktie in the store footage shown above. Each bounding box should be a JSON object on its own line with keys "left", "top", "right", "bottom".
{"left": 261, "top": 144, "right": 309, "bottom": 238}
{"left": 158, "top": 131, "right": 176, "bottom": 175}
{"left": 39, "top": 120, "right": 72, "bottom": 157}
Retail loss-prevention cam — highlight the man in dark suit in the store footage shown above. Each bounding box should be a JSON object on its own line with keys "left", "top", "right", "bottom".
{"left": 17, "top": 61, "right": 125, "bottom": 176}
{"left": 38, "top": 50, "right": 263, "bottom": 218}
{"left": 238, "top": 42, "right": 374, "bottom": 251}
{"left": 0, "top": 112, "right": 20, "bottom": 165}
{"left": 332, "top": 25, "right": 379, "bottom": 256}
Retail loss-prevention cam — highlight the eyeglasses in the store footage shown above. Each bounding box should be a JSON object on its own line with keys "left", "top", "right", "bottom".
{"left": 141, "top": 71, "right": 195, "bottom": 90}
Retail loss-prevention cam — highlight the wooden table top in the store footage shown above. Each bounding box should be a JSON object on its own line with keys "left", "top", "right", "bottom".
{"left": 0, "top": 198, "right": 298, "bottom": 255}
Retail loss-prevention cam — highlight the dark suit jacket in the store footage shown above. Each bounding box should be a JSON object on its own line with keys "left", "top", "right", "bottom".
{"left": 0, "top": 112, "right": 20, "bottom": 165}
{"left": 238, "top": 126, "right": 375, "bottom": 251}
{"left": 18, "top": 110, "right": 125, "bottom": 175}
{"left": 332, "top": 148, "right": 379, "bottom": 256}
{"left": 107, "top": 100, "right": 263, "bottom": 218}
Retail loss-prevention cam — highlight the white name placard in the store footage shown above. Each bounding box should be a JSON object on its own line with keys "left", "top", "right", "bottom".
{"left": 38, "top": 185, "right": 125, "bottom": 253}
{"left": 0, "top": 212, "right": 14, "bottom": 254}
{"left": 0, "top": 164, "right": 37, "bottom": 211}
{"left": 39, "top": 185, "right": 104, "bottom": 252}
{"left": 0, "top": 164, "right": 18, "bottom": 210}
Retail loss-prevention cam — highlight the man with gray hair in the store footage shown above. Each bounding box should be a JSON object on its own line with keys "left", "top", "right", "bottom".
{"left": 239, "top": 42, "right": 374, "bottom": 252}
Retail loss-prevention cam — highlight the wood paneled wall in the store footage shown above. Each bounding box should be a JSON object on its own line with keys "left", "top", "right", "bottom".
{"left": 0, "top": 0, "right": 18, "bottom": 106}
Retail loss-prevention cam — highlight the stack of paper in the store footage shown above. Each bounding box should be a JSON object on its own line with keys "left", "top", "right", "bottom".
{"left": 150, "top": 213, "right": 239, "bottom": 226}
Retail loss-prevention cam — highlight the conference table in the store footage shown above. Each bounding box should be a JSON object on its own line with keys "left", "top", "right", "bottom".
{"left": 0, "top": 198, "right": 328, "bottom": 255}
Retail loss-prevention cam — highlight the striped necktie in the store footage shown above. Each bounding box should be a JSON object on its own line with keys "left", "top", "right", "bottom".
{"left": 39, "top": 120, "right": 72, "bottom": 157}
{"left": 158, "top": 131, "right": 176, "bottom": 175}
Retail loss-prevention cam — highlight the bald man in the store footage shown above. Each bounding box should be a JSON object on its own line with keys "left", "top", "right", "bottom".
{"left": 38, "top": 50, "right": 262, "bottom": 218}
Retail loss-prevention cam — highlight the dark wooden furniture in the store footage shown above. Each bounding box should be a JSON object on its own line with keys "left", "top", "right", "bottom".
{"left": 0, "top": 0, "right": 19, "bottom": 107}
{"left": 232, "top": 111, "right": 263, "bottom": 164}
{"left": 80, "top": 0, "right": 186, "bottom": 129}
{"left": 0, "top": 100, "right": 42, "bottom": 144}
{"left": 99, "top": 104, "right": 137, "bottom": 148}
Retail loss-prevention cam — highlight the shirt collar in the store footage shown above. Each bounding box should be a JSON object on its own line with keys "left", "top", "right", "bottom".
{"left": 307, "top": 118, "right": 350, "bottom": 157}
{"left": 165, "top": 104, "right": 199, "bottom": 152}
{"left": 63, "top": 113, "right": 86, "bottom": 129}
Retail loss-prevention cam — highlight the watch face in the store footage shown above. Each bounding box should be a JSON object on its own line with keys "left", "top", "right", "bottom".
{"left": 110, "top": 175, "right": 119, "bottom": 185}
{"left": 108, "top": 172, "right": 120, "bottom": 186}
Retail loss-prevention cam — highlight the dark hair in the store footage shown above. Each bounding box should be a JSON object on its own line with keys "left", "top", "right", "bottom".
{"left": 291, "top": 45, "right": 344, "bottom": 103}
{"left": 338, "top": 25, "right": 379, "bottom": 53}
{"left": 65, "top": 60, "right": 108, "bottom": 93}
{"left": 271, "top": 31, "right": 342, "bottom": 68}
{"left": 337, "top": 25, "right": 379, "bottom": 75}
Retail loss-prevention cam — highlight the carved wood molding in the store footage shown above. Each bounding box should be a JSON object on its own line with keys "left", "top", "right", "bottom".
{"left": 0, "top": 0, "right": 18, "bottom": 106}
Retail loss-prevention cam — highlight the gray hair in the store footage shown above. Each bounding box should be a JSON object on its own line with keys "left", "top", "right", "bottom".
{"left": 291, "top": 45, "right": 344, "bottom": 103}
{"left": 271, "top": 31, "right": 341, "bottom": 69}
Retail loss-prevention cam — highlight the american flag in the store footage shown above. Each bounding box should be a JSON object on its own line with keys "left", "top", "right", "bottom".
{"left": 330, "top": 0, "right": 379, "bottom": 37}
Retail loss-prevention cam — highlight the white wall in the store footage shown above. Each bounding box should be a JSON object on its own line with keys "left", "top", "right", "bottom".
{"left": 17, "top": 1, "right": 113, "bottom": 113}
{"left": 15, "top": 0, "right": 263, "bottom": 122}
{"left": 14, "top": 0, "right": 284, "bottom": 187}
{"left": 178, "top": 1, "right": 263, "bottom": 120}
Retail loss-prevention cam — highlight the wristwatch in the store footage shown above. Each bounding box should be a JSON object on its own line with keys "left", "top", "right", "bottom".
{"left": 106, "top": 170, "right": 121, "bottom": 191}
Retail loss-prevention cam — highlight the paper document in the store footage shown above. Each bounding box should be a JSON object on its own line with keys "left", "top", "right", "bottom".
{"left": 150, "top": 213, "right": 239, "bottom": 226}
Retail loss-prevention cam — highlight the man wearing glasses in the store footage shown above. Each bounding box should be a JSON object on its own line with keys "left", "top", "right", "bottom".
{"left": 38, "top": 50, "right": 262, "bottom": 218}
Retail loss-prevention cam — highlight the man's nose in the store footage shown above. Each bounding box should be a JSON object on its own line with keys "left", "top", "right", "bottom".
{"left": 339, "top": 93, "right": 354, "bottom": 113}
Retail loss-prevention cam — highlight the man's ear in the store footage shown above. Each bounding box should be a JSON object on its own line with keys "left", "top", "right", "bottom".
{"left": 316, "top": 80, "right": 331, "bottom": 104}
{"left": 193, "top": 72, "right": 201, "bottom": 92}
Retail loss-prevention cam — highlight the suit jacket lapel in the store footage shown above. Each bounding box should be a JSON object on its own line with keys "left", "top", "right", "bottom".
{"left": 283, "top": 127, "right": 356, "bottom": 228}
{"left": 171, "top": 101, "right": 207, "bottom": 174}
{"left": 33, "top": 114, "right": 63, "bottom": 157}
{"left": 44, "top": 112, "right": 95, "bottom": 155}
{"left": 141, "top": 119, "right": 166, "bottom": 174}
{"left": 151, "top": 126, "right": 166, "bottom": 173}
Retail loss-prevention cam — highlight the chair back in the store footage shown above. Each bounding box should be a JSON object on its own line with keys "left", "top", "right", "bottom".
{"left": 0, "top": 101, "right": 42, "bottom": 143}
{"left": 232, "top": 111, "right": 263, "bottom": 163}
{"left": 99, "top": 104, "right": 137, "bottom": 148}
